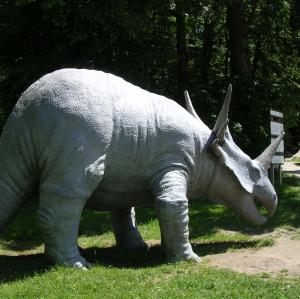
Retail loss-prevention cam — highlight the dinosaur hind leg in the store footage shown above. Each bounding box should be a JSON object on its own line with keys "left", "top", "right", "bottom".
{"left": 37, "top": 152, "right": 106, "bottom": 268}
{"left": 111, "top": 207, "right": 148, "bottom": 250}
{"left": 37, "top": 189, "right": 90, "bottom": 269}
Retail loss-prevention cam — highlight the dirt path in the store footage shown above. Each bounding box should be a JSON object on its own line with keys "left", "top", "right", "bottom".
{"left": 205, "top": 162, "right": 300, "bottom": 277}
{"left": 282, "top": 161, "right": 300, "bottom": 178}
{"left": 205, "top": 233, "right": 300, "bottom": 277}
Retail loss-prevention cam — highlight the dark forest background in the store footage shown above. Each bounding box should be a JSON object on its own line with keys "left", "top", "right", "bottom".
{"left": 0, "top": 0, "right": 299, "bottom": 157}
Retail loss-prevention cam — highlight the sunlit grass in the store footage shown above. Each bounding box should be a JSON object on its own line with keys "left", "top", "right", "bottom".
{"left": 0, "top": 174, "right": 299, "bottom": 298}
{"left": 289, "top": 158, "right": 300, "bottom": 163}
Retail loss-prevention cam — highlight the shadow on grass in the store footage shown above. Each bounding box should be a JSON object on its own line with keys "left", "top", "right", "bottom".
{"left": 0, "top": 201, "right": 252, "bottom": 251}
{"left": 283, "top": 169, "right": 300, "bottom": 176}
{"left": 1, "top": 175, "right": 299, "bottom": 253}
{"left": 0, "top": 238, "right": 263, "bottom": 283}
{"left": 265, "top": 175, "right": 300, "bottom": 229}
{"left": 0, "top": 253, "right": 50, "bottom": 283}
{"left": 82, "top": 239, "right": 263, "bottom": 268}
{"left": 0, "top": 201, "right": 114, "bottom": 251}
{"left": 190, "top": 175, "right": 300, "bottom": 237}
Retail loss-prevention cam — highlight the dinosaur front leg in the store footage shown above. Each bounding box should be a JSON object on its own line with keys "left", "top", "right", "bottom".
{"left": 156, "top": 200, "right": 200, "bottom": 262}
{"left": 111, "top": 207, "right": 148, "bottom": 250}
{"left": 153, "top": 169, "right": 201, "bottom": 263}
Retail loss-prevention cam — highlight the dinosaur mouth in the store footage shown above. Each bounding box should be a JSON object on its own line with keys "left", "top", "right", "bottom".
{"left": 243, "top": 197, "right": 268, "bottom": 226}
{"left": 212, "top": 193, "right": 277, "bottom": 226}
{"left": 254, "top": 195, "right": 277, "bottom": 217}
{"left": 221, "top": 196, "right": 267, "bottom": 226}
{"left": 240, "top": 194, "right": 277, "bottom": 226}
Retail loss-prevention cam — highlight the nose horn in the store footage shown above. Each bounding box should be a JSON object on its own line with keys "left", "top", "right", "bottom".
{"left": 255, "top": 132, "right": 285, "bottom": 170}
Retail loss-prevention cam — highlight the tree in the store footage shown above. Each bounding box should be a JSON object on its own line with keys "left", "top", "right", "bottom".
{"left": 201, "top": 1, "right": 222, "bottom": 80}
{"left": 226, "top": 0, "right": 251, "bottom": 79}
{"left": 175, "top": 0, "right": 188, "bottom": 99}
{"left": 0, "top": 0, "right": 299, "bottom": 154}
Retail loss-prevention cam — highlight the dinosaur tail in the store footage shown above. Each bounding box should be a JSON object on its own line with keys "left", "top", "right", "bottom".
{"left": 0, "top": 176, "right": 24, "bottom": 231}
{"left": 0, "top": 115, "right": 36, "bottom": 231}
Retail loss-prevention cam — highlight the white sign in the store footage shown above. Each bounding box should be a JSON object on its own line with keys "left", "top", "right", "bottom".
{"left": 270, "top": 110, "right": 284, "bottom": 164}
{"left": 271, "top": 122, "right": 283, "bottom": 135}
{"left": 270, "top": 110, "right": 283, "bottom": 118}
{"left": 271, "top": 155, "right": 284, "bottom": 164}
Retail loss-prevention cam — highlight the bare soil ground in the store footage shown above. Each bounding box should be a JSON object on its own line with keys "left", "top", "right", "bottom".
{"left": 282, "top": 161, "right": 300, "bottom": 178}
{"left": 205, "top": 162, "right": 300, "bottom": 277}
{"left": 205, "top": 230, "right": 300, "bottom": 277}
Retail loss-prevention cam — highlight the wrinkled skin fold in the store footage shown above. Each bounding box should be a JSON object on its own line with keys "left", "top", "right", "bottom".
{"left": 0, "top": 69, "right": 284, "bottom": 267}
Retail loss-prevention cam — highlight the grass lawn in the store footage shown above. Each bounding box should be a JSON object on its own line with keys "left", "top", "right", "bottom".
{"left": 289, "top": 157, "right": 300, "bottom": 163}
{"left": 0, "top": 175, "right": 300, "bottom": 298}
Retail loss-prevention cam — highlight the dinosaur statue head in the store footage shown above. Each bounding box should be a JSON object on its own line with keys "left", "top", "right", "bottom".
{"left": 185, "top": 86, "right": 284, "bottom": 225}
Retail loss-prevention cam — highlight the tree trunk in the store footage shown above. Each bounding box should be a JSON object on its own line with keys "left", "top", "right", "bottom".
{"left": 226, "top": 0, "right": 251, "bottom": 79}
{"left": 252, "top": 39, "right": 262, "bottom": 78}
{"left": 202, "top": 2, "right": 221, "bottom": 80}
{"left": 290, "top": 0, "right": 300, "bottom": 31}
{"left": 175, "top": 0, "right": 188, "bottom": 99}
{"left": 290, "top": 0, "right": 300, "bottom": 55}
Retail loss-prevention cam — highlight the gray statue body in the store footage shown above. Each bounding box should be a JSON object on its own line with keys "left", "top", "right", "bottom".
{"left": 0, "top": 69, "right": 283, "bottom": 269}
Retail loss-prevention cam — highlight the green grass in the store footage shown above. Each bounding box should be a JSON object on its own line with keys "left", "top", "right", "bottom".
{"left": 1, "top": 264, "right": 300, "bottom": 299}
{"left": 0, "top": 175, "right": 300, "bottom": 298}
{"left": 289, "top": 157, "right": 300, "bottom": 163}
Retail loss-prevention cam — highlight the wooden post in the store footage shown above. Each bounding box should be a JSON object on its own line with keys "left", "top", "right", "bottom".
{"left": 270, "top": 110, "right": 284, "bottom": 186}
{"left": 270, "top": 165, "right": 275, "bottom": 186}
{"left": 278, "top": 165, "right": 282, "bottom": 186}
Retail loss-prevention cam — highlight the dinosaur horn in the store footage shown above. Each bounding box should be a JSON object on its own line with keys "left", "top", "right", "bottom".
{"left": 184, "top": 90, "right": 207, "bottom": 127}
{"left": 216, "top": 119, "right": 229, "bottom": 144}
{"left": 255, "top": 132, "right": 285, "bottom": 170}
{"left": 213, "top": 84, "right": 232, "bottom": 134}
{"left": 184, "top": 90, "right": 201, "bottom": 121}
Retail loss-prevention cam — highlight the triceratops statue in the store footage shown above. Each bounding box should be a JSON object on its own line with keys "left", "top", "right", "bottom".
{"left": 0, "top": 69, "right": 284, "bottom": 269}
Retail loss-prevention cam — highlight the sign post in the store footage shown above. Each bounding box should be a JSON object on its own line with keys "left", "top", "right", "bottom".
{"left": 270, "top": 110, "right": 284, "bottom": 186}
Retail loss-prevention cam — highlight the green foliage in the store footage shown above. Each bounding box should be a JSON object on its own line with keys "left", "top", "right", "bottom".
{"left": 0, "top": 0, "right": 299, "bottom": 154}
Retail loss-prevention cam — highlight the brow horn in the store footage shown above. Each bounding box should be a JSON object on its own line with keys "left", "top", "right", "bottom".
{"left": 184, "top": 90, "right": 200, "bottom": 121}
{"left": 213, "top": 84, "right": 232, "bottom": 132}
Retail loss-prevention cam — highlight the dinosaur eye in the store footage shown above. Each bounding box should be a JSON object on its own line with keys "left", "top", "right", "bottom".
{"left": 250, "top": 166, "right": 261, "bottom": 181}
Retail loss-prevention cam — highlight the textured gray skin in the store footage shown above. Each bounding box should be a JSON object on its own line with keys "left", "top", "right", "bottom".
{"left": 0, "top": 68, "right": 280, "bottom": 268}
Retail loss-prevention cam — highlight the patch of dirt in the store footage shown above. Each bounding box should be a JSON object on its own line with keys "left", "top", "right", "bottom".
{"left": 282, "top": 161, "right": 300, "bottom": 178}
{"left": 204, "top": 234, "right": 300, "bottom": 277}
{"left": 205, "top": 162, "right": 300, "bottom": 277}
